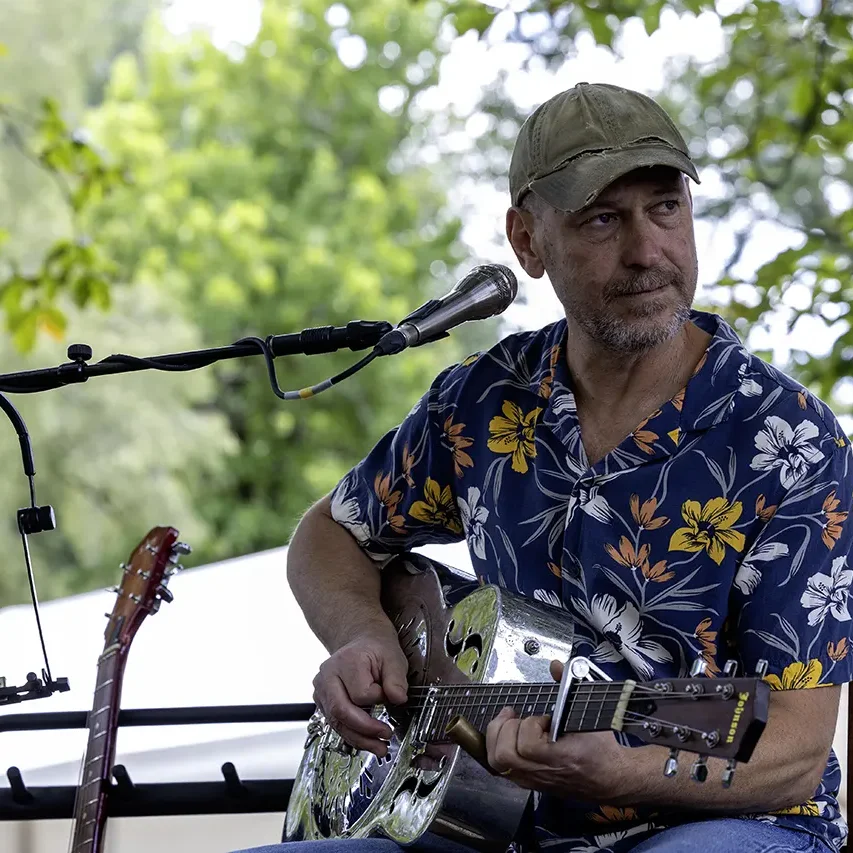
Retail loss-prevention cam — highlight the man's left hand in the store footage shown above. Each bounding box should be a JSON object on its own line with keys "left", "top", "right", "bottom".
{"left": 484, "top": 660, "right": 626, "bottom": 799}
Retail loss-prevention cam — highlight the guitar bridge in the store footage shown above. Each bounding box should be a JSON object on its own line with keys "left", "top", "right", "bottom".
{"left": 412, "top": 686, "right": 440, "bottom": 752}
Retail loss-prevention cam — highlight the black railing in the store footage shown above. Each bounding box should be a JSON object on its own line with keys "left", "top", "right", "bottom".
{"left": 0, "top": 703, "right": 313, "bottom": 820}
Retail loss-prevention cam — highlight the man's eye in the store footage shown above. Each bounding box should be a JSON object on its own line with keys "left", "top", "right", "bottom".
{"left": 658, "top": 200, "right": 680, "bottom": 213}
{"left": 586, "top": 212, "right": 617, "bottom": 226}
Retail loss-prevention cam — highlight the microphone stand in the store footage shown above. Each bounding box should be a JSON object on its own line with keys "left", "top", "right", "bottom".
{"left": 0, "top": 320, "right": 392, "bottom": 394}
{"left": 0, "top": 319, "right": 392, "bottom": 705}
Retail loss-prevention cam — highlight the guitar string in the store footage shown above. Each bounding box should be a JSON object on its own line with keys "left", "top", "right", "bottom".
{"left": 404, "top": 682, "right": 743, "bottom": 697}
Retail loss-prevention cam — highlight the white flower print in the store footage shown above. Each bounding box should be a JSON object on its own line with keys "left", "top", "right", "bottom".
{"left": 330, "top": 472, "right": 371, "bottom": 544}
{"left": 801, "top": 556, "right": 853, "bottom": 626}
{"left": 551, "top": 388, "right": 577, "bottom": 416}
{"left": 534, "top": 589, "right": 563, "bottom": 609}
{"left": 750, "top": 415, "right": 825, "bottom": 488}
{"left": 737, "top": 363, "right": 762, "bottom": 397}
{"left": 457, "top": 486, "right": 489, "bottom": 560}
{"left": 571, "top": 594, "right": 672, "bottom": 679}
{"left": 581, "top": 484, "right": 612, "bottom": 523}
{"left": 734, "top": 541, "right": 789, "bottom": 595}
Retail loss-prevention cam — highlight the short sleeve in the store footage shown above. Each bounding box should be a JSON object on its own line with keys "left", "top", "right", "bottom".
{"left": 329, "top": 364, "right": 465, "bottom": 564}
{"left": 731, "top": 439, "right": 853, "bottom": 689}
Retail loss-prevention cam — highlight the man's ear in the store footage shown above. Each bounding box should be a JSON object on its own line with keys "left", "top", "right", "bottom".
{"left": 506, "top": 206, "right": 545, "bottom": 279}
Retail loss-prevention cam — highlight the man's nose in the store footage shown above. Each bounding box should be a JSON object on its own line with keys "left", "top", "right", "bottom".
{"left": 621, "top": 218, "right": 664, "bottom": 269}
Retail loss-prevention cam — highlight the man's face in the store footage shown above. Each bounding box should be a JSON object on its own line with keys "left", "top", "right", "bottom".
{"left": 508, "top": 166, "right": 699, "bottom": 353}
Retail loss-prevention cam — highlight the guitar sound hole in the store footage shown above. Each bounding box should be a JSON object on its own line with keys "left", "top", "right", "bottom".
{"left": 444, "top": 627, "right": 483, "bottom": 663}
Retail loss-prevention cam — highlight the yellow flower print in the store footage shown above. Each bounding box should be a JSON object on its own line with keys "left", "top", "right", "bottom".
{"left": 764, "top": 659, "right": 823, "bottom": 690}
{"left": 775, "top": 800, "right": 821, "bottom": 817}
{"left": 668, "top": 498, "right": 745, "bottom": 565}
{"left": 828, "top": 638, "right": 848, "bottom": 662}
{"left": 409, "top": 478, "right": 463, "bottom": 534}
{"left": 630, "top": 494, "right": 669, "bottom": 530}
{"left": 487, "top": 400, "right": 542, "bottom": 474}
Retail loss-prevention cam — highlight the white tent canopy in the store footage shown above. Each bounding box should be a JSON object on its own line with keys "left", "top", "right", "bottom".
{"left": 0, "top": 540, "right": 474, "bottom": 787}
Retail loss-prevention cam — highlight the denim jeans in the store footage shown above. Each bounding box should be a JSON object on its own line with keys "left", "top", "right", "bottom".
{"left": 230, "top": 819, "right": 831, "bottom": 853}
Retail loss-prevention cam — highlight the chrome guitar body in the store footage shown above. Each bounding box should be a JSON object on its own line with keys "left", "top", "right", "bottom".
{"left": 286, "top": 555, "right": 576, "bottom": 851}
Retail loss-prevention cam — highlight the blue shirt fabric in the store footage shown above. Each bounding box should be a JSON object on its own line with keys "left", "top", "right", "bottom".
{"left": 330, "top": 311, "right": 853, "bottom": 852}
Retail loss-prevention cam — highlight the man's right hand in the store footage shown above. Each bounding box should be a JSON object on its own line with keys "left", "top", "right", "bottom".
{"left": 312, "top": 627, "right": 409, "bottom": 757}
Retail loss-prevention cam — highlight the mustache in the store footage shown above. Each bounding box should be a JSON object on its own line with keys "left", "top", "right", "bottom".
{"left": 605, "top": 269, "right": 684, "bottom": 301}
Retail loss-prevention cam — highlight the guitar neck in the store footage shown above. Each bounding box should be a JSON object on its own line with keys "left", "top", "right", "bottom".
{"left": 412, "top": 680, "right": 635, "bottom": 743}
{"left": 70, "top": 645, "right": 127, "bottom": 853}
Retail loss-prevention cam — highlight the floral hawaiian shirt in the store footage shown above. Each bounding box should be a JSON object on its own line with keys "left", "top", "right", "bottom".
{"left": 330, "top": 310, "right": 853, "bottom": 852}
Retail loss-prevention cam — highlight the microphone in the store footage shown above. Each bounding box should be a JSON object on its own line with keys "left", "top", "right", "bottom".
{"left": 375, "top": 264, "right": 518, "bottom": 356}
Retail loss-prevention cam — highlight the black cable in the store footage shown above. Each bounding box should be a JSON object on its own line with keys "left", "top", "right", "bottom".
{"left": 234, "top": 336, "right": 380, "bottom": 400}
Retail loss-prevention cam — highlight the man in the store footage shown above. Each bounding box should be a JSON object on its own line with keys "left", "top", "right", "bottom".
{"left": 236, "top": 84, "right": 853, "bottom": 853}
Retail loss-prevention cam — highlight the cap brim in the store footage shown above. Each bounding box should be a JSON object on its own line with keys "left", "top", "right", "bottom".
{"left": 528, "top": 144, "right": 700, "bottom": 213}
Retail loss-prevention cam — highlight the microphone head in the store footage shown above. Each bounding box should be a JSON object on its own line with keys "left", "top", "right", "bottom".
{"left": 483, "top": 263, "right": 518, "bottom": 306}
{"left": 452, "top": 263, "right": 518, "bottom": 318}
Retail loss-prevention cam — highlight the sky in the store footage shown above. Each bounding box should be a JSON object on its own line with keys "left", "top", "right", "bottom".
{"left": 163, "top": 0, "right": 837, "bottom": 374}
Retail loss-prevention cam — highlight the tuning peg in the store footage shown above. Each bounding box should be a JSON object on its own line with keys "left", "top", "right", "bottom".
{"left": 104, "top": 586, "right": 120, "bottom": 594}
{"left": 690, "top": 756, "right": 709, "bottom": 783}
{"left": 723, "top": 660, "right": 738, "bottom": 676}
{"left": 663, "top": 748, "right": 679, "bottom": 778}
{"left": 170, "top": 542, "right": 192, "bottom": 560}
{"left": 755, "top": 659, "right": 768, "bottom": 678}
{"left": 722, "top": 758, "right": 737, "bottom": 788}
{"left": 156, "top": 585, "right": 174, "bottom": 604}
{"left": 690, "top": 657, "right": 707, "bottom": 677}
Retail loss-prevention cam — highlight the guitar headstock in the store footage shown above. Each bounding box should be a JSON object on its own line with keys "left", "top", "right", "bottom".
{"left": 104, "top": 527, "right": 190, "bottom": 647}
{"left": 621, "top": 660, "right": 770, "bottom": 786}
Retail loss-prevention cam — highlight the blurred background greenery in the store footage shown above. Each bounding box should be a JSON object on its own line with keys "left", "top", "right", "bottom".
{"left": 0, "top": 0, "right": 850, "bottom": 604}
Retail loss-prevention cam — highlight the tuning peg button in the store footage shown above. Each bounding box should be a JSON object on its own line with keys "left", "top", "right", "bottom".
{"left": 722, "top": 759, "right": 737, "bottom": 788}
{"left": 172, "top": 542, "right": 192, "bottom": 556}
{"left": 156, "top": 585, "right": 174, "bottom": 604}
{"left": 690, "top": 658, "right": 707, "bottom": 677}
{"left": 723, "top": 660, "right": 738, "bottom": 676}
{"left": 690, "top": 756, "right": 709, "bottom": 783}
{"left": 755, "top": 659, "right": 768, "bottom": 678}
{"left": 663, "top": 748, "right": 679, "bottom": 778}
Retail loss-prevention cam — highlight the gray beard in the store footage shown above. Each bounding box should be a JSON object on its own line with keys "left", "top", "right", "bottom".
{"left": 579, "top": 302, "right": 692, "bottom": 353}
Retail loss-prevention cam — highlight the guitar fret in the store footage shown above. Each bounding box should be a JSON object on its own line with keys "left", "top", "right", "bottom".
{"left": 594, "top": 684, "right": 607, "bottom": 730}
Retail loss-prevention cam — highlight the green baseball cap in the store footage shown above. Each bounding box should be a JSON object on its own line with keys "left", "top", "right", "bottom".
{"left": 509, "top": 82, "right": 700, "bottom": 213}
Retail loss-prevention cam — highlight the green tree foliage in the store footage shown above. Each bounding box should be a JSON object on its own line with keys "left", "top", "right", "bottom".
{"left": 79, "top": 0, "right": 465, "bottom": 565}
{"left": 0, "top": 286, "right": 234, "bottom": 604}
{"left": 0, "top": 0, "right": 154, "bottom": 349}
{"left": 439, "top": 0, "right": 853, "bottom": 407}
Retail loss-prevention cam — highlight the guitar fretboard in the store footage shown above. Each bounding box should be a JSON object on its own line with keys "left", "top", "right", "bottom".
{"left": 70, "top": 647, "right": 123, "bottom": 853}
{"left": 407, "top": 681, "right": 633, "bottom": 742}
